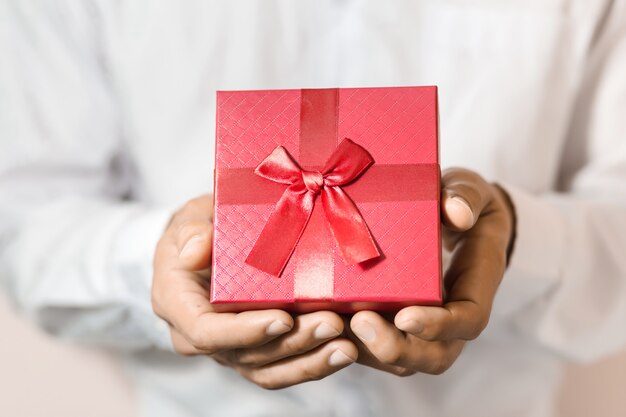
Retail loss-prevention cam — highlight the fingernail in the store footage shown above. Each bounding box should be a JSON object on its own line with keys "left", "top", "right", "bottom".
{"left": 446, "top": 195, "right": 475, "bottom": 230}
{"left": 398, "top": 319, "right": 424, "bottom": 334}
{"left": 328, "top": 349, "right": 355, "bottom": 367}
{"left": 451, "top": 196, "right": 471, "bottom": 212}
{"left": 352, "top": 321, "right": 376, "bottom": 342}
{"left": 179, "top": 235, "right": 205, "bottom": 259}
{"left": 314, "top": 322, "right": 341, "bottom": 340}
{"left": 266, "top": 320, "right": 292, "bottom": 336}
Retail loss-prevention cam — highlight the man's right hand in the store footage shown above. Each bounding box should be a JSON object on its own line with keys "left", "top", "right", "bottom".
{"left": 151, "top": 195, "right": 357, "bottom": 389}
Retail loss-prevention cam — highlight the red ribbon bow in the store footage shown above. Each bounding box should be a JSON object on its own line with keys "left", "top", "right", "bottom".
{"left": 245, "top": 138, "right": 381, "bottom": 277}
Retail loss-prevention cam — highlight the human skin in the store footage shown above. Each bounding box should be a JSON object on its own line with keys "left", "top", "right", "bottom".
{"left": 151, "top": 168, "right": 515, "bottom": 388}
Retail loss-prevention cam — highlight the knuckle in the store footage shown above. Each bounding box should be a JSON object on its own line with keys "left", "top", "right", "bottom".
{"left": 186, "top": 332, "right": 204, "bottom": 348}
{"left": 172, "top": 344, "right": 195, "bottom": 357}
{"left": 170, "top": 196, "right": 211, "bottom": 228}
{"left": 467, "top": 310, "right": 490, "bottom": 340}
{"left": 230, "top": 350, "right": 261, "bottom": 368}
{"left": 301, "top": 364, "right": 324, "bottom": 383}
{"left": 420, "top": 325, "right": 445, "bottom": 341}
{"left": 170, "top": 331, "right": 198, "bottom": 357}
{"left": 184, "top": 197, "right": 204, "bottom": 212}
{"left": 468, "top": 323, "right": 485, "bottom": 341}
{"left": 201, "top": 345, "right": 218, "bottom": 356}
{"left": 377, "top": 345, "right": 403, "bottom": 366}
{"left": 477, "top": 311, "right": 490, "bottom": 332}
{"left": 154, "top": 236, "right": 169, "bottom": 257}
{"left": 280, "top": 334, "right": 307, "bottom": 355}
{"left": 150, "top": 285, "right": 171, "bottom": 320}
{"left": 392, "top": 367, "right": 417, "bottom": 377}
{"left": 315, "top": 312, "right": 344, "bottom": 329}
{"left": 426, "top": 346, "right": 453, "bottom": 375}
{"left": 261, "top": 382, "right": 283, "bottom": 391}
{"left": 150, "top": 290, "right": 163, "bottom": 317}
{"left": 252, "top": 374, "right": 282, "bottom": 391}
{"left": 211, "top": 354, "right": 232, "bottom": 367}
{"left": 177, "top": 219, "right": 210, "bottom": 239}
{"left": 224, "top": 348, "right": 243, "bottom": 363}
{"left": 188, "top": 329, "right": 217, "bottom": 354}
{"left": 429, "top": 359, "right": 453, "bottom": 375}
{"left": 150, "top": 277, "right": 166, "bottom": 301}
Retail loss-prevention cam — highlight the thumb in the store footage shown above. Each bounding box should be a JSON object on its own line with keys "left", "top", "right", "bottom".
{"left": 176, "top": 220, "right": 213, "bottom": 271}
{"left": 441, "top": 168, "right": 491, "bottom": 232}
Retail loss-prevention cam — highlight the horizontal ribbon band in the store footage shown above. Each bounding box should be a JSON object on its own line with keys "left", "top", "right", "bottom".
{"left": 216, "top": 163, "right": 439, "bottom": 205}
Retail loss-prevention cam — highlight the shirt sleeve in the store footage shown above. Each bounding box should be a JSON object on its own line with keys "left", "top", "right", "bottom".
{"left": 0, "top": 1, "right": 173, "bottom": 351}
{"left": 492, "top": 0, "right": 626, "bottom": 362}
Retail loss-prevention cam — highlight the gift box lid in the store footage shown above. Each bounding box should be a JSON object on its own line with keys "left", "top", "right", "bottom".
{"left": 211, "top": 86, "right": 441, "bottom": 312}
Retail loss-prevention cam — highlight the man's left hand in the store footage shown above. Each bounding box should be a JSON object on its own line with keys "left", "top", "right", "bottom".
{"left": 348, "top": 168, "right": 515, "bottom": 376}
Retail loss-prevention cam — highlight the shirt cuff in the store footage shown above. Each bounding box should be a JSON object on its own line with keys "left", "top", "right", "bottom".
{"left": 111, "top": 204, "right": 176, "bottom": 352}
{"left": 491, "top": 183, "right": 567, "bottom": 319}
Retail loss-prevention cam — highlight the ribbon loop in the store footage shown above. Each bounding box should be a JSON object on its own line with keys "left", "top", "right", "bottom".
{"left": 245, "top": 138, "right": 381, "bottom": 277}
{"left": 322, "top": 138, "right": 375, "bottom": 186}
{"left": 254, "top": 146, "right": 303, "bottom": 185}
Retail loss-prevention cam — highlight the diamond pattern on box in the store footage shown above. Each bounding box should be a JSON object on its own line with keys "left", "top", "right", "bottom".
{"left": 212, "top": 86, "right": 441, "bottom": 312}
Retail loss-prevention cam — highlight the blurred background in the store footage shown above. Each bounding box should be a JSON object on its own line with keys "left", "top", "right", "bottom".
{"left": 1, "top": 292, "right": 625, "bottom": 417}
{"left": 2, "top": 2, "right": 626, "bottom": 416}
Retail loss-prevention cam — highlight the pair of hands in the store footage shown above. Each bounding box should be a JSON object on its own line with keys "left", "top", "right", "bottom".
{"left": 151, "top": 168, "right": 515, "bottom": 389}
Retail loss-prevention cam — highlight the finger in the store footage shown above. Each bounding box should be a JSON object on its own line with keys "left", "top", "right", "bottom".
{"left": 351, "top": 311, "right": 463, "bottom": 374}
{"left": 170, "top": 321, "right": 298, "bottom": 360}
{"left": 441, "top": 168, "right": 491, "bottom": 232}
{"left": 396, "top": 231, "right": 505, "bottom": 342}
{"left": 170, "top": 326, "right": 202, "bottom": 356}
{"left": 153, "top": 255, "right": 294, "bottom": 353}
{"left": 156, "top": 195, "right": 214, "bottom": 272}
{"left": 168, "top": 196, "right": 214, "bottom": 271}
{"left": 170, "top": 195, "right": 214, "bottom": 226}
{"left": 395, "top": 303, "right": 487, "bottom": 341}
{"left": 184, "top": 309, "right": 295, "bottom": 355}
{"left": 344, "top": 319, "right": 416, "bottom": 377}
{"left": 175, "top": 221, "right": 213, "bottom": 271}
{"left": 154, "top": 199, "right": 293, "bottom": 355}
{"left": 396, "top": 239, "right": 503, "bottom": 341}
{"left": 354, "top": 348, "right": 417, "bottom": 377}
{"left": 237, "top": 339, "right": 357, "bottom": 390}
{"left": 228, "top": 311, "right": 344, "bottom": 368}
{"left": 151, "top": 195, "right": 293, "bottom": 357}
{"left": 170, "top": 289, "right": 294, "bottom": 354}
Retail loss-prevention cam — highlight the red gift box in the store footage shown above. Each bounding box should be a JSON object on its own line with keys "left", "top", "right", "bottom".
{"left": 211, "top": 86, "right": 442, "bottom": 313}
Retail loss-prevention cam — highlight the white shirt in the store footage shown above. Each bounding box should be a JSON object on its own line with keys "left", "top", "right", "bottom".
{"left": 2, "top": 1, "right": 626, "bottom": 416}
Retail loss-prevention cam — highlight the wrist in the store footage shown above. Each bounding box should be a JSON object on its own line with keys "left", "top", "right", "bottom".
{"left": 493, "top": 183, "right": 517, "bottom": 266}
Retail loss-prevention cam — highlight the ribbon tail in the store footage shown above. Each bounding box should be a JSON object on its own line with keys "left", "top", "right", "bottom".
{"left": 245, "top": 185, "right": 315, "bottom": 277}
{"left": 321, "top": 186, "right": 380, "bottom": 265}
